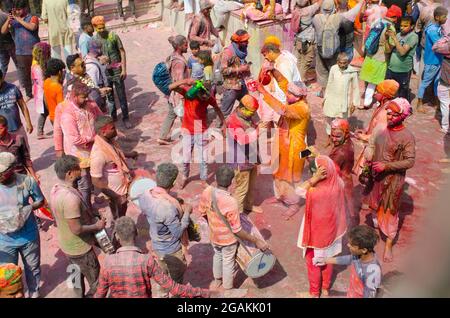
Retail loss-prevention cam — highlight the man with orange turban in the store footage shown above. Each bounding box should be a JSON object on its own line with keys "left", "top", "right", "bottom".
{"left": 226, "top": 94, "right": 263, "bottom": 214}
{"left": 256, "top": 65, "right": 310, "bottom": 220}
{"left": 366, "top": 97, "right": 415, "bottom": 263}
{"left": 220, "top": 30, "right": 252, "bottom": 118}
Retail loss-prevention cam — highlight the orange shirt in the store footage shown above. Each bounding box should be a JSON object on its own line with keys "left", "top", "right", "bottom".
{"left": 43, "top": 78, "right": 64, "bottom": 122}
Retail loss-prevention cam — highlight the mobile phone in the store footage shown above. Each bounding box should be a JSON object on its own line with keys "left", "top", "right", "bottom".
{"left": 299, "top": 149, "right": 312, "bottom": 159}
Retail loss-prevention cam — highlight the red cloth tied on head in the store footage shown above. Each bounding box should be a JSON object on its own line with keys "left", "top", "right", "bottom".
{"left": 386, "top": 97, "right": 412, "bottom": 120}
{"left": 376, "top": 79, "right": 399, "bottom": 99}
{"left": 287, "top": 81, "right": 308, "bottom": 97}
{"left": 331, "top": 118, "right": 350, "bottom": 137}
{"left": 301, "top": 155, "right": 347, "bottom": 249}
{"left": 231, "top": 32, "right": 250, "bottom": 43}
{"left": 240, "top": 94, "right": 259, "bottom": 112}
{"left": 386, "top": 5, "right": 402, "bottom": 19}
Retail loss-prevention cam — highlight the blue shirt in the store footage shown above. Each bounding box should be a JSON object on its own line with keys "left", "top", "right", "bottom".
{"left": 187, "top": 56, "right": 204, "bottom": 80}
{"left": 11, "top": 14, "right": 40, "bottom": 56}
{"left": 0, "top": 174, "right": 44, "bottom": 247}
{"left": 424, "top": 23, "right": 444, "bottom": 65}
{"left": 78, "top": 32, "right": 92, "bottom": 57}
{"left": 138, "top": 190, "right": 190, "bottom": 256}
{"left": 0, "top": 82, "right": 23, "bottom": 132}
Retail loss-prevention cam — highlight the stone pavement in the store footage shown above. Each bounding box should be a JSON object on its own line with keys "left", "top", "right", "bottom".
{"left": 3, "top": 18, "right": 450, "bottom": 298}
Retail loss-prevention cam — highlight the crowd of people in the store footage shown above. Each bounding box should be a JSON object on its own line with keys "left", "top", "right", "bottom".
{"left": 0, "top": 0, "right": 449, "bottom": 299}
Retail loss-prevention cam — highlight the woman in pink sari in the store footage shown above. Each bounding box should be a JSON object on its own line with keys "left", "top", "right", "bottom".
{"left": 296, "top": 155, "right": 347, "bottom": 298}
{"left": 31, "top": 42, "right": 51, "bottom": 139}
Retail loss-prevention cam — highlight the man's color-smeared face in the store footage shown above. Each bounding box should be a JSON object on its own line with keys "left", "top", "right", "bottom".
{"left": 386, "top": 108, "right": 403, "bottom": 127}
{"left": 100, "top": 122, "right": 117, "bottom": 139}
{"left": 331, "top": 128, "right": 345, "bottom": 146}
{"left": 95, "top": 24, "right": 108, "bottom": 37}
{"left": 238, "top": 106, "right": 255, "bottom": 120}
{"left": 0, "top": 123, "right": 8, "bottom": 137}
{"left": 436, "top": 14, "right": 448, "bottom": 25}
{"left": 262, "top": 50, "right": 278, "bottom": 63}
{"left": 74, "top": 93, "right": 89, "bottom": 108}
{"left": 181, "top": 41, "right": 188, "bottom": 54}
{"left": 71, "top": 58, "right": 85, "bottom": 76}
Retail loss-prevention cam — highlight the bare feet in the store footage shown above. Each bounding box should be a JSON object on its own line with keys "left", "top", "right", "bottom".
{"left": 296, "top": 291, "right": 319, "bottom": 298}
{"left": 416, "top": 105, "right": 427, "bottom": 114}
{"left": 209, "top": 279, "right": 223, "bottom": 290}
{"left": 157, "top": 138, "right": 174, "bottom": 145}
{"left": 321, "top": 289, "right": 330, "bottom": 297}
{"left": 282, "top": 206, "right": 300, "bottom": 220}
{"left": 223, "top": 288, "right": 248, "bottom": 298}
{"left": 383, "top": 240, "right": 394, "bottom": 263}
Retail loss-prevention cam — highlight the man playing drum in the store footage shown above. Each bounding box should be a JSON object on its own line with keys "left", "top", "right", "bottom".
{"left": 198, "top": 165, "right": 269, "bottom": 292}
{"left": 50, "top": 155, "right": 106, "bottom": 298}
{"left": 90, "top": 116, "right": 138, "bottom": 219}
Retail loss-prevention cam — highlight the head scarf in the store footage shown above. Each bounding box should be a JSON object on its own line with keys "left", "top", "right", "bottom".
{"left": 231, "top": 31, "right": 250, "bottom": 43}
{"left": 331, "top": 118, "right": 350, "bottom": 138}
{"left": 376, "top": 80, "right": 399, "bottom": 99}
{"left": 0, "top": 264, "right": 23, "bottom": 297}
{"left": 240, "top": 95, "right": 259, "bottom": 112}
{"left": 386, "top": 97, "right": 412, "bottom": 121}
{"left": 0, "top": 152, "right": 15, "bottom": 173}
{"left": 199, "top": 0, "right": 213, "bottom": 11}
{"left": 91, "top": 16, "right": 105, "bottom": 26}
{"left": 264, "top": 35, "right": 281, "bottom": 48}
{"left": 321, "top": 0, "right": 336, "bottom": 14}
{"left": 386, "top": 5, "right": 402, "bottom": 19}
{"left": 301, "top": 155, "right": 347, "bottom": 249}
{"left": 287, "top": 81, "right": 308, "bottom": 97}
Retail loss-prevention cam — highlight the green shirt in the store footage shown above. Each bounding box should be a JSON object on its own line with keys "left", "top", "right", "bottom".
{"left": 388, "top": 31, "right": 419, "bottom": 73}
{"left": 93, "top": 31, "right": 124, "bottom": 81}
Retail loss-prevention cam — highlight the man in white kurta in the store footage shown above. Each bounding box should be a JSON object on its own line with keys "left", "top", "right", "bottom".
{"left": 42, "top": 0, "right": 75, "bottom": 60}
{"left": 259, "top": 41, "right": 302, "bottom": 128}
{"left": 323, "top": 52, "right": 360, "bottom": 135}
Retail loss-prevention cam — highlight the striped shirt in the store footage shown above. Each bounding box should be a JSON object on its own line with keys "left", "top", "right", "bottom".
{"left": 198, "top": 186, "right": 242, "bottom": 246}
{"left": 94, "top": 246, "right": 208, "bottom": 298}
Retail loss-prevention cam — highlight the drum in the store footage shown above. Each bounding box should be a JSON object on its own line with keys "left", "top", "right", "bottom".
{"left": 95, "top": 228, "right": 116, "bottom": 254}
{"left": 128, "top": 177, "right": 156, "bottom": 208}
{"left": 235, "top": 214, "right": 276, "bottom": 279}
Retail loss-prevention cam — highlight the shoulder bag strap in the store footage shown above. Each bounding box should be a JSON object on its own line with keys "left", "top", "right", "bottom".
{"left": 210, "top": 188, "right": 252, "bottom": 255}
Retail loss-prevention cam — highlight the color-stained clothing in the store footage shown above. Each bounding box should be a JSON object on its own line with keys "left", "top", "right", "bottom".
{"left": 10, "top": 14, "right": 40, "bottom": 56}
{"left": 226, "top": 112, "right": 259, "bottom": 171}
{"left": 423, "top": 23, "right": 444, "bottom": 66}
{"left": 78, "top": 32, "right": 92, "bottom": 58}
{"left": 188, "top": 14, "right": 218, "bottom": 50}
{"left": 367, "top": 126, "right": 415, "bottom": 239}
{"left": 90, "top": 136, "right": 131, "bottom": 197}
{"left": 388, "top": 31, "right": 419, "bottom": 73}
{"left": 323, "top": 65, "right": 360, "bottom": 118}
{"left": 139, "top": 188, "right": 190, "bottom": 257}
{"left": 60, "top": 100, "right": 102, "bottom": 169}
{"left": 220, "top": 45, "right": 251, "bottom": 91}
{"left": 94, "top": 246, "right": 207, "bottom": 298}
{"left": 49, "top": 184, "right": 94, "bottom": 256}
{"left": 168, "top": 53, "right": 189, "bottom": 109}
{"left": 0, "top": 174, "right": 44, "bottom": 246}
{"left": 198, "top": 186, "right": 242, "bottom": 246}
{"left": 41, "top": 0, "right": 74, "bottom": 49}
{"left": 53, "top": 100, "right": 68, "bottom": 153}
{"left": 31, "top": 63, "right": 45, "bottom": 114}
{"left": 260, "top": 73, "right": 310, "bottom": 183}
{"left": 43, "top": 78, "right": 64, "bottom": 122}
{"left": 335, "top": 254, "right": 381, "bottom": 298}
{"left": 0, "top": 82, "right": 23, "bottom": 132}
{"left": 92, "top": 31, "right": 124, "bottom": 82}
{"left": 0, "top": 133, "right": 32, "bottom": 175}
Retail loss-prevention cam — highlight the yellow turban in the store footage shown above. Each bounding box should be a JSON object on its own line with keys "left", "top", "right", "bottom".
{"left": 264, "top": 35, "right": 281, "bottom": 48}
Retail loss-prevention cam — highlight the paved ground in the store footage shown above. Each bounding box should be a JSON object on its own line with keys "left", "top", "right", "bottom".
{"left": 4, "top": 14, "right": 450, "bottom": 298}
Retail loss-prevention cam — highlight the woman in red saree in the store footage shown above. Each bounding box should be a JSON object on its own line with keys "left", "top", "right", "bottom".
{"left": 295, "top": 155, "right": 347, "bottom": 297}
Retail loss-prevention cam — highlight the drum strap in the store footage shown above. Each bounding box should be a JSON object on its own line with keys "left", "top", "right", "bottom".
{"left": 211, "top": 188, "right": 252, "bottom": 256}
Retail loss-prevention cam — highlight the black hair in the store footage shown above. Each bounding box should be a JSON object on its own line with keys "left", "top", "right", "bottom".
{"left": 261, "top": 43, "right": 280, "bottom": 55}
{"left": 54, "top": 155, "right": 80, "bottom": 180}
{"left": 94, "top": 115, "right": 114, "bottom": 134}
{"left": 434, "top": 6, "right": 448, "bottom": 19}
{"left": 66, "top": 54, "right": 81, "bottom": 69}
{"left": 235, "top": 29, "right": 248, "bottom": 37}
{"left": 216, "top": 165, "right": 235, "bottom": 188}
{"left": 0, "top": 69, "right": 3, "bottom": 80}
{"left": 0, "top": 115, "right": 7, "bottom": 126}
{"left": 348, "top": 225, "right": 379, "bottom": 253}
{"left": 197, "top": 50, "right": 213, "bottom": 66}
{"left": 114, "top": 216, "right": 137, "bottom": 242}
{"left": 13, "top": 0, "right": 28, "bottom": 9}
{"left": 189, "top": 40, "right": 200, "bottom": 50}
{"left": 156, "top": 163, "right": 179, "bottom": 189}
{"left": 400, "top": 16, "right": 414, "bottom": 25}
{"left": 45, "top": 58, "right": 65, "bottom": 78}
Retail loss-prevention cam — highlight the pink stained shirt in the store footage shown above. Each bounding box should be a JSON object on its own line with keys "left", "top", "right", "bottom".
{"left": 59, "top": 100, "right": 102, "bottom": 168}
{"left": 53, "top": 100, "right": 68, "bottom": 153}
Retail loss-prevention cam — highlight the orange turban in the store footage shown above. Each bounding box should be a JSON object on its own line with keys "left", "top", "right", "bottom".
{"left": 91, "top": 16, "right": 105, "bottom": 26}
{"left": 264, "top": 35, "right": 281, "bottom": 48}
{"left": 231, "top": 32, "right": 250, "bottom": 43}
{"left": 376, "top": 80, "right": 399, "bottom": 99}
{"left": 0, "top": 263, "right": 23, "bottom": 297}
{"left": 240, "top": 95, "right": 259, "bottom": 112}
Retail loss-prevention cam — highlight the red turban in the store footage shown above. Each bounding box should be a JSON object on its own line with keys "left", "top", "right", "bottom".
{"left": 386, "top": 97, "right": 412, "bottom": 120}
{"left": 331, "top": 118, "right": 350, "bottom": 137}
{"left": 386, "top": 5, "right": 402, "bottom": 19}
{"left": 231, "top": 32, "right": 250, "bottom": 43}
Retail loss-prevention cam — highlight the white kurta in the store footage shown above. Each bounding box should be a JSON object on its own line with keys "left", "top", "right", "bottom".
{"left": 41, "top": 0, "right": 74, "bottom": 47}
{"left": 323, "top": 64, "right": 360, "bottom": 118}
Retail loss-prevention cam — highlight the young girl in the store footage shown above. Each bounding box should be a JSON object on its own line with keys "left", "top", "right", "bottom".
{"left": 31, "top": 42, "right": 51, "bottom": 139}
